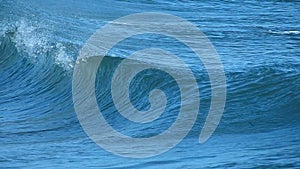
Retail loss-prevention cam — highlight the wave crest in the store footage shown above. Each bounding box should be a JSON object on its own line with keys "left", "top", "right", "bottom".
{"left": 1, "top": 19, "right": 75, "bottom": 70}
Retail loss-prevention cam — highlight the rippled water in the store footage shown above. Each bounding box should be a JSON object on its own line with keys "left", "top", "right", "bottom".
{"left": 1, "top": 0, "right": 300, "bottom": 168}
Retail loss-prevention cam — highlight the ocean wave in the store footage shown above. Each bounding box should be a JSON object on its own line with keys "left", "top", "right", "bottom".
{"left": 1, "top": 32, "right": 299, "bottom": 139}
{"left": 1, "top": 0, "right": 300, "bottom": 167}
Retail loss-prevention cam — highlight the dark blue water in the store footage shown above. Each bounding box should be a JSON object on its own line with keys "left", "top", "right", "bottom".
{"left": 1, "top": 0, "right": 300, "bottom": 168}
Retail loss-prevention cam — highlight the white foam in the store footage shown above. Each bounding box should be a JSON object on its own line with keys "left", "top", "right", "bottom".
{"left": 54, "top": 43, "right": 74, "bottom": 69}
{"left": 3, "top": 19, "right": 74, "bottom": 70}
{"left": 269, "top": 30, "right": 300, "bottom": 35}
{"left": 282, "top": 30, "right": 300, "bottom": 35}
{"left": 13, "top": 20, "right": 48, "bottom": 58}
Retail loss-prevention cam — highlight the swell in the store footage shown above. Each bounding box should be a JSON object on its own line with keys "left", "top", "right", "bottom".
{"left": 0, "top": 33, "right": 299, "bottom": 139}
{"left": 219, "top": 63, "right": 300, "bottom": 134}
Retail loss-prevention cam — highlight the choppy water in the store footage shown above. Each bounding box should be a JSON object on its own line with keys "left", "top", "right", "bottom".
{"left": 1, "top": 0, "right": 300, "bottom": 168}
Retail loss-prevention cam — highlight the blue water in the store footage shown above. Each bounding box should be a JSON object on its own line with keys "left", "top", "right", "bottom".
{"left": 1, "top": 0, "right": 300, "bottom": 168}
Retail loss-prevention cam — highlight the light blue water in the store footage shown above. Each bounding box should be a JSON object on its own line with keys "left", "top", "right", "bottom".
{"left": 1, "top": 0, "right": 300, "bottom": 168}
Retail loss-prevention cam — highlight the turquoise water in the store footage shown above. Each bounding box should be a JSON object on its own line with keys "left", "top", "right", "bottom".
{"left": 1, "top": 0, "right": 300, "bottom": 168}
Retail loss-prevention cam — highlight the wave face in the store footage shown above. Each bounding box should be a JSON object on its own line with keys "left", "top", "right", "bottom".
{"left": 1, "top": 0, "right": 300, "bottom": 168}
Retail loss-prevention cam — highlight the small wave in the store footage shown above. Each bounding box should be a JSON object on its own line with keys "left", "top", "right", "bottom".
{"left": 268, "top": 30, "right": 300, "bottom": 35}
{"left": 281, "top": 30, "right": 300, "bottom": 35}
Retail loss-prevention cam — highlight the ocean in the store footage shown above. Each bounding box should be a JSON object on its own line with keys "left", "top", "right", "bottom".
{"left": 1, "top": 0, "right": 300, "bottom": 168}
